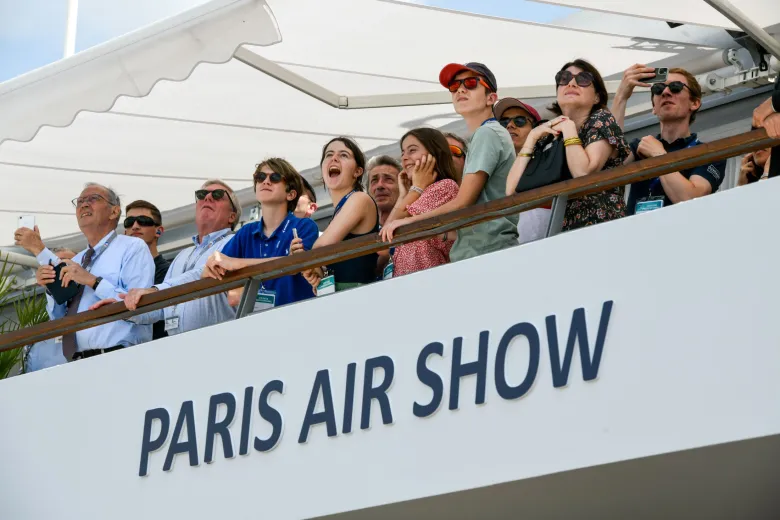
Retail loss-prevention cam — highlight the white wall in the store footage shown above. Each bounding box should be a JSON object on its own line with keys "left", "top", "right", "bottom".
{"left": 0, "top": 180, "right": 779, "bottom": 519}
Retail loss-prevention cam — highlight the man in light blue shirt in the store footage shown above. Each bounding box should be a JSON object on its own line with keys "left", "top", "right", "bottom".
{"left": 104, "top": 180, "right": 241, "bottom": 335}
{"left": 23, "top": 183, "right": 154, "bottom": 361}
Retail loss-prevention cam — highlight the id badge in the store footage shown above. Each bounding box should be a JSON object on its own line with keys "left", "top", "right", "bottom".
{"left": 635, "top": 197, "right": 664, "bottom": 214}
{"left": 382, "top": 262, "right": 394, "bottom": 280}
{"left": 253, "top": 290, "right": 276, "bottom": 313}
{"left": 317, "top": 275, "right": 336, "bottom": 296}
{"left": 164, "top": 316, "right": 180, "bottom": 331}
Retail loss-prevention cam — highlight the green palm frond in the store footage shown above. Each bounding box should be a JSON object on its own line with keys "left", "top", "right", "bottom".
{"left": 0, "top": 253, "right": 51, "bottom": 378}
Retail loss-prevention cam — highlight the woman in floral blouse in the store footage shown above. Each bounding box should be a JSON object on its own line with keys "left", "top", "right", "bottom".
{"left": 379, "top": 128, "right": 459, "bottom": 276}
{"left": 506, "top": 58, "right": 629, "bottom": 230}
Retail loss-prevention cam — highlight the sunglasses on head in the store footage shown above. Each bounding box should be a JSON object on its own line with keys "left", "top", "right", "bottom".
{"left": 449, "top": 144, "right": 465, "bottom": 158}
{"left": 555, "top": 70, "right": 594, "bottom": 88}
{"left": 650, "top": 81, "right": 691, "bottom": 97}
{"left": 447, "top": 76, "right": 492, "bottom": 93}
{"left": 254, "top": 171, "right": 283, "bottom": 184}
{"left": 499, "top": 116, "right": 532, "bottom": 129}
{"left": 123, "top": 215, "right": 159, "bottom": 229}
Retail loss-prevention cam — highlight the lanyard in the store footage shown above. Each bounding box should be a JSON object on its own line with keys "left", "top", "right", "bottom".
{"left": 481, "top": 117, "right": 497, "bottom": 126}
{"left": 180, "top": 233, "right": 229, "bottom": 273}
{"left": 648, "top": 137, "right": 699, "bottom": 195}
{"left": 333, "top": 190, "right": 355, "bottom": 218}
{"left": 83, "top": 232, "right": 117, "bottom": 271}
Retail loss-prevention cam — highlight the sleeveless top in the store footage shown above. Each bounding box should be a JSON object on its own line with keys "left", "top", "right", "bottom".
{"left": 328, "top": 191, "right": 380, "bottom": 284}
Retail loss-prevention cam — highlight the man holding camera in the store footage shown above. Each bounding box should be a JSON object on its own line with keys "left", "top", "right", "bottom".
{"left": 612, "top": 65, "right": 726, "bottom": 215}
{"left": 15, "top": 183, "right": 154, "bottom": 361}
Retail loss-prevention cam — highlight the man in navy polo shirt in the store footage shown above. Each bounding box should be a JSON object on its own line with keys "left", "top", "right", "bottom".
{"left": 612, "top": 66, "right": 726, "bottom": 215}
{"left": 203, "top": 158, "right": 318, "bottom": 311}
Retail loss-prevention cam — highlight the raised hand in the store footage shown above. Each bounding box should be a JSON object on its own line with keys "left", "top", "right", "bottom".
{"left": 411, "top": 154, "right": 437, "bottom": 191}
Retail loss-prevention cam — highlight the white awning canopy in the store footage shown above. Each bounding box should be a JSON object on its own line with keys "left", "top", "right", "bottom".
{"left": 536, "top": 0, "right": 780, "bottom": 30}
{"left": 0, "top": 0, "right": 752, "bottom": 243}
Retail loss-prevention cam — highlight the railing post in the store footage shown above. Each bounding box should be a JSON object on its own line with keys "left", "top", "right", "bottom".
{"left": 234, "top": 279, "right": 260, "bottom": 319}
{"left": 545, "top": 195, "right": 568, "bottom": 237}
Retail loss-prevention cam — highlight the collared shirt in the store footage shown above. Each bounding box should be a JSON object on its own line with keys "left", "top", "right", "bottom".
{"left": 627, "top": 133, "right": 726, "bottom": 215}
{"left": 134, "top": 228, "right": 235, "bottom": 335}
{"left": 25, "top": 338, "right": 66, "bottom": 372}
{"left": 221, "top": 213, "right": 318, "bottom": 307}
{"left": 37, "top": 232, "right": 154, "bottom": 352}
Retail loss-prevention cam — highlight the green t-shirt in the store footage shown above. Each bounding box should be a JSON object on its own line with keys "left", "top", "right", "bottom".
{"left": 450, "top": 120, "right": 519, "bottom": 262}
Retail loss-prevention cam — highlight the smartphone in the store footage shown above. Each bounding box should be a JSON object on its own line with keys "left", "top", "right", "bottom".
{"left": 18, "top": 215, "right": 35, "bottom": 230}
{"left": 292, "top": 228, "right": 299, "bottom": 239}
{"left": 646, "top": 68, "right": 669, "bottom": 84}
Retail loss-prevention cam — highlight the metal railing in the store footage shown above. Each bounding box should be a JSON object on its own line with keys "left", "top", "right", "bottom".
{"left": 0, "top": 128, "right": 776, "bottom": 353}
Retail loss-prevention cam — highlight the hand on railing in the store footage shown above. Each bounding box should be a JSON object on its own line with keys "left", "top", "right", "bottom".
{"left": 35, "top": 264, "right": 56, "bottom": 288}
{"left": 122, "top": 288, "right": 158, "bottom": 311}
{"left": 380, "top": 218, "right": 407, "bottom": 242}
{"left": 202, "top": 251, "right": 241, "bottom": 281}
{"left": 89, "top": 298, "right": 118, "bottom": 311}
{"left": 290, "top": 237, "right": 321, "bottom": 291}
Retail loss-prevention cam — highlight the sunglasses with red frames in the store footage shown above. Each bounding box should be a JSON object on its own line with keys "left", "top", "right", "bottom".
{"left": 447, "top": 76, "right": 492, "bottom": 93}
{"left": 449, "top": 144, "right": 465, "bottom": 158}
{"left": 555, "top": 70, "right": 595, "bottom": 88}
{"left": 650, "top": 81, "right": 692, "bottom": 97}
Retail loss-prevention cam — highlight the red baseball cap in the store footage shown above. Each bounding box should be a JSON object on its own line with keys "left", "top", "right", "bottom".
{"left": 439, "top": 62, "right": 498, "bottom": 92}
{"left": 492, "top": 97, "right": 541, "bottom": 125}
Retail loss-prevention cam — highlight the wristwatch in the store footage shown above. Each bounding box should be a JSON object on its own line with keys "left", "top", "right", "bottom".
{"left": 92, "top": 276, "right": 103, "bottom": 290}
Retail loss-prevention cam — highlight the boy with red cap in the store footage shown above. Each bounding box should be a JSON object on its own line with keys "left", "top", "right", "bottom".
{"left": 381, "top": 62, "right": 518, "bottom": 261}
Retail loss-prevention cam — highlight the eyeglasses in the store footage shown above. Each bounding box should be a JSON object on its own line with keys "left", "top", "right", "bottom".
{"left": 650, "top": 81, "right": 692, "bottom": 97}
{"left": 447, "top": 76, "right": 492, "bottom": 93}
{"left": 499, "top": 116, "right": 531, "bottom": 129}
{"left": 123, "top": 215, "right": 159, "bottom": 229}
{"left": 555, "top": 70, "right": 595, "bottom": 88}
{"left": 72, "top": 194, "right": 108, "bottom": 207}
{"left": 254, "top": 171, "right": 283, "bottom": 184}
{"left": 449, "top": 144, "right": 465, "bottom": 158}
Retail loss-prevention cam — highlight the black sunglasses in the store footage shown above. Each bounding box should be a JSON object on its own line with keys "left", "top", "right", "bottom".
{"left": 254, "top": 171, "right": 283, "bottom": 184}
{"left": 123, "top": 215, "right": 159, "bottom": 229}
{"left": 195, "top": 189, "right": 236, "bottom": 213}
{"left": 499, "top": 116, "right": 531, "bottom": 129}
{"left": 650, "top": 81, "right": 692, "bottom": 97}
{"left": 555, "top": 70, "right": 594, "bottom": 88}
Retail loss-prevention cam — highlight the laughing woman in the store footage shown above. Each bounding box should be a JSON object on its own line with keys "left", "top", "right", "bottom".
{"left": 506, "top": 59, "right": 629, "bottom": 230}
{"left": 291, "top": 136, "right": 379, "bottom": 293}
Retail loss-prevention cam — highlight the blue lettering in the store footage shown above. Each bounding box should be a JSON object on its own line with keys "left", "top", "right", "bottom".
{"left": 546, "top": 301, "right": 613, "bottom": 388}
{"left": 163, "top": 401, "right": 199, "bottom": 472}
{"left": 360, "top": 356, "right": 394, "bottom": 430}
{"left": 449, "top": 332, "right": 489, "bottom": 410}
{"left": 413, "top": 342, "right": 444, "bottom": 418}
{"left": 298, "top": 370, "right": 337, "bottom": 443}
{"left": 238, "top": 386, "right": 254, "bottom": 456}
{"left": 342, "top": 363, "right": 357, "bottom": 434}
{"left": 255, "top": 380, "right": 284, "bottom": 452}
{"left": 204, "top": 392, "right": 236, "bottom": 464}
{"left": 138, "top": 407, "right": 170, "bottom": 477}
{"left": 495, "top": 323, "right": 540, "bottom": 400}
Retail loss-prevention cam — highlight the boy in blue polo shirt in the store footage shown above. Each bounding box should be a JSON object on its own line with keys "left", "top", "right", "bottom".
{"left": 203, "top": 158, "right": 319, "bottom": 311}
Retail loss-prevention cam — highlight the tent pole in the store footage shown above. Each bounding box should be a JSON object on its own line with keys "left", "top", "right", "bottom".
{"left": 64, "top": 0, "right": 79, "bottom": 58}
{"left": 702, "top": 0, "right": 780, "bottom": 60}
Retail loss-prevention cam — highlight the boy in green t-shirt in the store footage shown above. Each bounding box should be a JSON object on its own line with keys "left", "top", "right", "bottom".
{"left": 381, "top": 62, "right": 518, "bottom": 261}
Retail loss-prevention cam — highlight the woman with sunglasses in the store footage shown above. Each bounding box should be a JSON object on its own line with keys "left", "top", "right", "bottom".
{"left": 379, "top": 128, "right": 459, "bottom": 276}
{"left": 444, "top": 132, "right": 467, "bottom": 184}
{"left": 203, "top": 158, "right": 320, "bottom": 310}
{"left": 290, "top": 137, "right": 379, "bottom": 293}
{"left": 506, "top": 59, "right": 629, "bottom": 231}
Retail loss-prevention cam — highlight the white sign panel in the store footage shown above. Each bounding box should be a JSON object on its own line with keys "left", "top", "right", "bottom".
{"left": 0, "top": 181, "right": 779, "bottom": 519}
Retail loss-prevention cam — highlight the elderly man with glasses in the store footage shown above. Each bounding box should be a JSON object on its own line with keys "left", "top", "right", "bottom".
{"left": 14, "top": 182, "right": 154, "bottom": 361}
{"left": 92, "top": 179, "right": 241, "bottom": 336}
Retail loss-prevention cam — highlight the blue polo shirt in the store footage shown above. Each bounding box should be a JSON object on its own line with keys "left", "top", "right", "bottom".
{"left": 221, "top": 212, "right": 319, "bottom": 307}
{"left": 627, "top": 133, "right": 726, "bottom": 215}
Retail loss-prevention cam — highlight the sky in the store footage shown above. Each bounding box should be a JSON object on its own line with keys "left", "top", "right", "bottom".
{"left": 0, "top": 0, "right": 574, "bottom": 83}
